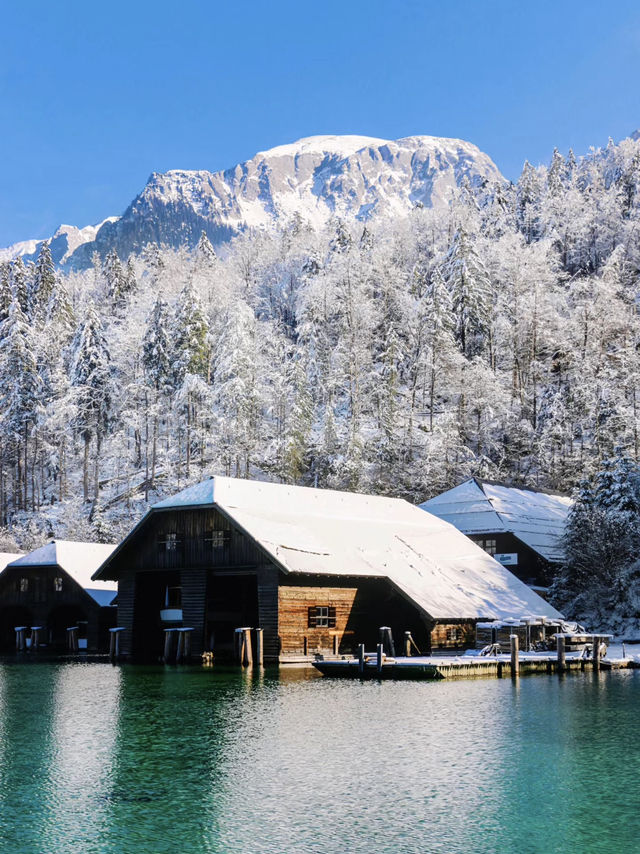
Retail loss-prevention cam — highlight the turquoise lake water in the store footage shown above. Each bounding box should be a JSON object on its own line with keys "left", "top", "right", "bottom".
{"left": 0, "top": 661, "right": 639, "bottom": 854}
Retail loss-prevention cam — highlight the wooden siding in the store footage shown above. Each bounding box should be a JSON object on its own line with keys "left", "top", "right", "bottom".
{"left": 278, "top": 584, "right": 357, "bottom": 654}
{"left": 430, "top": 621, "right": 476, "bottom": 650}
{"left": 116, "top": 575, "right": 136, "bottom": 657}
{"left": 181, "top": 568, "right": 208, "bottom": 656}
{"left": 109, "top": 508, "right": 265, "bottom": 576}
{"left": 277, "top": 575, "right": 432, "bottom": 656}
{"left": 0, "top": 564, "right": 112, "bottom": 652}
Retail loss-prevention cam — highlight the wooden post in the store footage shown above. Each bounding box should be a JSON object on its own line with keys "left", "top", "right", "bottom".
{"left": 255, "top": 628, "right": 263, "bottom": 667}
{"left": 241, "top": 628, "right": 253, "bottom": 667}
{"left": 510, "top": 634, "right": 519, "bottom": 677}
{"left": 404, "top": 631, "right": 412, "bottom": 657}
{"left": 332, "top": 634, "right": 339, "bottom": 656}
{"left": 67, "top": 626, "right": 78, "bottom": 653}
{"left": 31, "top": 626, "right": 42, "bottom": 649}
{"left": 163, "top": 628, "right": 173, "bottom": 663}
{"left": 15, "top": 626, "right": 25, "bottom": 652}
{"left": 557, "top": 635, "right": 566, "bottom": 671}
{"left": 376, "top": 642, "right": 383, "bottom": 674}
{"left": 379, "top": 626, "right": 395, "bottom": 657}
{"left": 176, "top": 630, "right": 184, "bottom": 663}
{"left": 183, "top": 628, "right": 193, "bottom": 660}
{"left": 303, "top": 636, "right": 308, "bottom": 656}
{"left": 358, "top": 643, "right": 365, "bottom": 675}
{"left": 592, "top": 635, "right": 601, "bottom": 671}
{"left": 525, "top": 623, "right": 531, "bottom": 652}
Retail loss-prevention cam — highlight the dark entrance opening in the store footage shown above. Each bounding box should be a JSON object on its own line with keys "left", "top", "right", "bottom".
{"left": 48, "top": 605, "right": 89, "bottom": 649}
{"left": 0, "top": 606, "right": 34, "bottom": 651}
{"left": 133, "top": 570, "right": 181, "bottom": 662}
{"left": 205, "top": 574, "right": 259, "bottom": 659}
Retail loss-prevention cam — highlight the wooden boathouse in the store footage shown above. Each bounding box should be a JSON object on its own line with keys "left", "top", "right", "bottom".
{"left": 92, "top": 477, "right": 562, "bottom": 663}
{"left": 420, "top": 479, "right": 572, "bottom": 590}
{"left": 0, "top": 540, "right": 118, "bottom": 652}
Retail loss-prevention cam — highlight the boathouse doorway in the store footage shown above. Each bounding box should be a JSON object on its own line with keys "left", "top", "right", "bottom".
{"left": 205, "top": 573, "right": 259, "bottom": 658}
{"left": 48, "top": 605, "right": 89, "bottom": 649}
{"left": 0, "top": 606, "right": 33, "bottom": 651}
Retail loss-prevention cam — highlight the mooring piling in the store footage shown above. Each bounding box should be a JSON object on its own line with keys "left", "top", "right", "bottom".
{"left": 404, "top": 631, "right": 412, "bottom": 657}
{"left": 255, "top": 628, "right": 264, "bottom": 666}
{"left": 66, "top": 626, "right": 79, "bottom": 653}
{"left": 110, "top": 627, "right": 125, "bottom": 661}
{"left": 14, "top": 626, "right": 26, "bottom": 652}
{"left": 379, "top": 626, "right": 395, "bottom": 657}
{"left": 557, "top": 635, "right": 566, "bottom": 671}
{"left": 510, "top": 634, "right": 519, "bottom": 676}
{"left": 358, "top": 643, "right": 365, "bottom": 675}
{"left": 376, "top": 643, "right": 384, "bottom": 674}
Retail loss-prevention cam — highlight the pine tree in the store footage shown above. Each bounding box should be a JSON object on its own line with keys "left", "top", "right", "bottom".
{"left": 69, "top": 307, "right": 112, "bottom": 501}
{"left": 0, "top": 298, "right": 41, "bottom": 509}
{"left": 171, "top": 280, "right": 210, "bottom": 385}
{"left": 31, "top": 242, "right": 57, "bottom": 322}
{"left": 442, "top": 227, "right": 491, "bottom": 357}
{"left": 104, "top": 249, "right": 127, "bottom": 309}
{"left": 10, "top": 258, "right": 29, "bottom": 316}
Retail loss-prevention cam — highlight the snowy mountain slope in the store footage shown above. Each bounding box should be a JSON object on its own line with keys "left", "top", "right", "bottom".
{"left": 0, "top": 218, "right": 119, "bottom": 266}
{"left": 60, "top": 134, "right": 504, "bottom": 266}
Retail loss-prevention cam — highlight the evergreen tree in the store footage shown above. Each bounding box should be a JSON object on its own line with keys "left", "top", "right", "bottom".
{"left": 171, "top": 281, "right": 210, "bottom": 384}
{"left": 10, "top": 258, "right": 29, "bottom": 316}
{"left": 31, "top": 242, "right": 57, "bottom": 321}
{"left": 69, "top": 307, "right": 112, "bottom": 501}
{"left": 442, "top": 227, "right": 491, "bottom": 357}
{"left": 0, "top": 298, "right": 41, "bottom": 509}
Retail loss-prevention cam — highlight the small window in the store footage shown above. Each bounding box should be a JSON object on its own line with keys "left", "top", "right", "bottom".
{"left": 308, "top": 605, "right": 336, "bottom": 629}
{"left": 158, "top": 532, "right": 182, "bottom": 553}
{"left": 54, "top": 577, "right": 63, "bottom": 592}
{"left": 446, "top": 627, "right": 460, "bottom": 642}
{"left": 165, "top": 586, "right": 182, "bottom": 608}
{"left": 204, "top": 530, "right": 230, "bottom": 549}
{"left": 19, "top": 578, "right": 28, "bottom": 593}
{"left": 482, "top": 538, "right": 497, "bottom": 555}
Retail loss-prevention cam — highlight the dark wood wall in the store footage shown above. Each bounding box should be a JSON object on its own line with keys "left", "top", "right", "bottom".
{"left": 0, "top": 564, "right": 110, "bottom": 651}
{"left": 468, "top": 533, "right": 553, "bottom": 587}
{"left": 109, "top": 507, "right": 279, "bottom": 661}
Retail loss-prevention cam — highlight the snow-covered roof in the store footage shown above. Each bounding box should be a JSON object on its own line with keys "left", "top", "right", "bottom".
{"left": 97, "top": 476, "right": 562, "bottom": 622}
{"left": 420, "top": 479, "right": 572, "bottom": 563}
{"left": 7, "top": 540, "right": 117, "bottom": 604}
{"left": 0, "top": 552, "right": 22, "bottom": 572}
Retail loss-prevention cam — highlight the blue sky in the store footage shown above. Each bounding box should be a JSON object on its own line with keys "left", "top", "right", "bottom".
{"left": 0, "top": 0, "right": 639, "bottom": 246}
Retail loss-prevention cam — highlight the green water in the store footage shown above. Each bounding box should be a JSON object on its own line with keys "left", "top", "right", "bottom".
{"left": 0, "top": 662, "right": 639, "bottom": 854}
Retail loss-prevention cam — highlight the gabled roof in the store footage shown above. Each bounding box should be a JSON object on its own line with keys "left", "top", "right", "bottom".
{"left": 420, "top": 478, "right": 572, "bottom": 563}
{"left": 7, "top": 540, "right": 118, "bottom": 605}
{"left": 95, "top": 476, "right": 562, "bottom": 622}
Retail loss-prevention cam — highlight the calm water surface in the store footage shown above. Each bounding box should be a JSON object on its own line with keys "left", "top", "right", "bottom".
{"left": 0, "top": 660, "right": 638, "bottom": 854}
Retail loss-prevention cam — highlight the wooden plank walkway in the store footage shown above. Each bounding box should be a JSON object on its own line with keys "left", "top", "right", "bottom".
{"left": 312, "top": 653, "right": 639, "bottom": 680}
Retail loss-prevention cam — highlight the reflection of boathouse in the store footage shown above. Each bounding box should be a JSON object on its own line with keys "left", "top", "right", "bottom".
{"left": 92, "top": 476, "right": 562, "bottom": 663}
{"left": 0, "top": 540, "right": 117, "bottom": 652}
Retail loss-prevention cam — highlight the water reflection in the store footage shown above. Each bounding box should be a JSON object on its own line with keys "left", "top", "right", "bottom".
{"left": 0, "top": 663, "right": 639, "bottom": 853}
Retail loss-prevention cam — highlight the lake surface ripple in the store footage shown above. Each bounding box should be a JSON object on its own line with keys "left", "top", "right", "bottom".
{"left": 0, "top": 661, "right": 638, "bottom": 854}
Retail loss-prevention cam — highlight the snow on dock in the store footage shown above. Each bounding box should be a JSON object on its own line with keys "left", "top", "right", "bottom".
{"left": 312, "top": 644, "right": 633, "bottom": 680}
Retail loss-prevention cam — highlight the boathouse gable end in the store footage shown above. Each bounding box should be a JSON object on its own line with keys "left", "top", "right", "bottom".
{"left": 0, "top": 541, "right": 117, "bottom": 652}
{"left": 94, "top": 476, "right": 563, "bottom": 663}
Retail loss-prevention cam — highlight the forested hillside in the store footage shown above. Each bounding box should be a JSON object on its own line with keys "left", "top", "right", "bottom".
{"left": 0, "top": 133, "right": 639, "bottom": 549}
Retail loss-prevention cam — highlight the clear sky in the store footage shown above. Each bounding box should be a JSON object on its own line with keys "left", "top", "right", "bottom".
{"left": 0, "top": 0, "right": 639, "bottom": 246}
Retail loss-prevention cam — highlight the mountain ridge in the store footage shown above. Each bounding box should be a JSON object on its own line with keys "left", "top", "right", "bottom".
{"left": 0, "top": 134, "right": 503, "bottom": 268}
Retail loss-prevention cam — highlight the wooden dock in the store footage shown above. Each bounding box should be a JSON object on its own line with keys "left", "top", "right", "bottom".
{"left": 312, "top": 651, "right": 638, "bottom": 680}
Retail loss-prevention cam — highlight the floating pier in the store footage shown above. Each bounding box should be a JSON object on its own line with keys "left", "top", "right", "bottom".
{"left": 313, "top": 634, "right": 628, "bottom": 680}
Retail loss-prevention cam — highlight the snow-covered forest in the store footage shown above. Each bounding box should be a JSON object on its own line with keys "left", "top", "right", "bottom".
{"left": 1, "top": 134, "right": 640, "bottom": 550}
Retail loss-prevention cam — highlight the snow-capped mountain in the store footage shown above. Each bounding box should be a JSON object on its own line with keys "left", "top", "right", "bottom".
{"left": 0, "top": 218, "right": 119, "bottom": 266}
{"left": 1, "top": 135, "right": 504, "bottom": 267}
